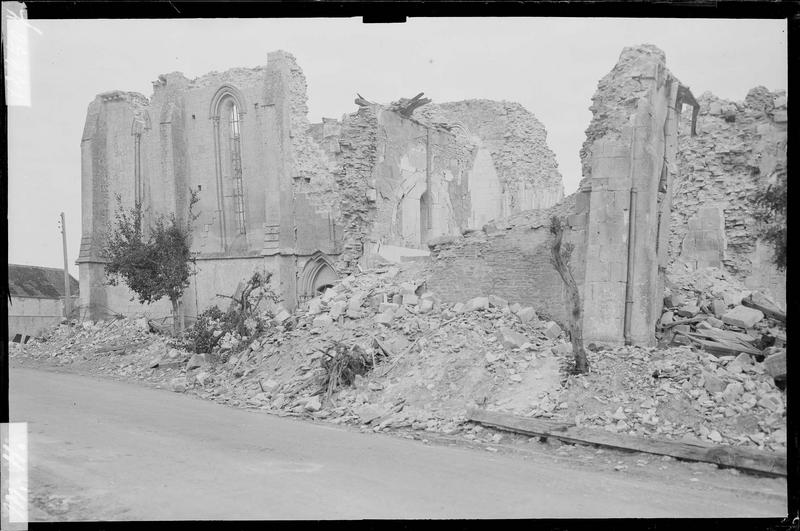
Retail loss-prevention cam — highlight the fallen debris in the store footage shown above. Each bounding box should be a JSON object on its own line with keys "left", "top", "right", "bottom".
{"left": 467, "top": 408, "right": 786, "bottom": 477}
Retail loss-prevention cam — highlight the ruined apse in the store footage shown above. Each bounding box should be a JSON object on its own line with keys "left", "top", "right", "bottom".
{"left": 78, "top": 50, "right": 564, "bottom": 320}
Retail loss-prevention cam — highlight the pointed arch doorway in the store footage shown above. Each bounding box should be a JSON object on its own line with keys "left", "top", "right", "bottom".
{"left": 298, "top": 253, "right": 339, "bottom": 302}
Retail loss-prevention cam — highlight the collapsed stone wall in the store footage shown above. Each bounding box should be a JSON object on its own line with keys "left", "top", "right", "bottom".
{"left": 670, "top": 87, "right": 787, "bottom": 306}
{"left": 427, "top": 195, "right": 579, "bottom": 326}
{"left": 420, "top": 100, "right": 564, "bottom": 214}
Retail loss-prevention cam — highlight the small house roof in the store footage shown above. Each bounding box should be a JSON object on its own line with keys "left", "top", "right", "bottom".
{"left": 8, "top": 264, "right": 80, "bottom": 299}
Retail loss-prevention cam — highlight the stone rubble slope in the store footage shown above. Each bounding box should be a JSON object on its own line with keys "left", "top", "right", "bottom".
{"left": 12, "top": 262, "right": 785, "bottom": 453}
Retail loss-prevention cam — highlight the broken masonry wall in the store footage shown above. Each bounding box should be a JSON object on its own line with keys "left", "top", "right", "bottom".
{"left": 79, "top": 52, "right": 342, "bottom": 319}
{"left": 78, "top": 90, "right": 173, "bottom": 321}
{"left": 579, "top": 44, "right": 687, "bottom": 347}
{"left": 369, "top": 108, "right": 474, "bottom": 251}
{"left": 670, "top": 88, "right": 787, "bottom": 307}
{"left": 427, "top": 195, "right": 582, "bottom": 327}
{"left": 329, "top": 104, "right": 381, "bottom": 274}
{"left": 420, "top": 100, "right": 564, "bottom": 218}
{"left": 421, "top": 101, "right": 564, "bottom": 213}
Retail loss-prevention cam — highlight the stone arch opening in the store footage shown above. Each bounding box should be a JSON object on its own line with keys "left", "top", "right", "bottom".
{"left": 298, "top": 253, "right": 339, "bottom": 302}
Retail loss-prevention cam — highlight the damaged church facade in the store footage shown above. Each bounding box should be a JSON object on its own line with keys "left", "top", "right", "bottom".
{"left": 79, "top": 45, "right": 785, "bottom": 348}
{"left": 78, "top": 51, "right": 563, "bottom": 322}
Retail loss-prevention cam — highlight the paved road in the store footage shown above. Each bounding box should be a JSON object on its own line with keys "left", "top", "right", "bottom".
{"left": 9, "top": 367, "right": 786, "bottom": 520}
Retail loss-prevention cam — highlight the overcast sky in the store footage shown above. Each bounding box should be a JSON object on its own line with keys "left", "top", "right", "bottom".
{"left": 6, "top": 17, "right": 787, "bottom": 276}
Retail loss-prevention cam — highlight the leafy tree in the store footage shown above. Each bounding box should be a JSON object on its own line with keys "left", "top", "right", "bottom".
{"left": 104, "top": 190, "right": 199, "bottom": 334}
{"left": 550, "top": 216, "right": 589, "bottom": 374}
{"left": 752, "top": 164, "right": 787, "bottom": 271}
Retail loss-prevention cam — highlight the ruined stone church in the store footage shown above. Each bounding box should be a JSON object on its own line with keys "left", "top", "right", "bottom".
{"left": 78, "top": 51, "right": 564, "bottom": 321}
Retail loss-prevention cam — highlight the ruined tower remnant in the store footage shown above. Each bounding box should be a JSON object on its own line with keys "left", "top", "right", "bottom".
{"left": 577, "top": 44, "right": 697, "bottom": 347}
{"left": 78, "top": 51, "right": 564, "bottom": 321}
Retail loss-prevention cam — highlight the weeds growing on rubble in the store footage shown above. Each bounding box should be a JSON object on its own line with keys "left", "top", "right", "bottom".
{"left": 319, "top": 342, "right": 385, "bottom": 404}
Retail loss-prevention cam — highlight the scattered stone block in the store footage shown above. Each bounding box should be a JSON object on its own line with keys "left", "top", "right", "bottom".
{"left": 496, "top": 327, "right": 528, "bottom": 349}
{"left": 375, "top": 311, "right": 394, "bottom": 325}
{"left": 721, "top": 382, "right": 743, "bottom": 403}
{"left": 392, "top": 294, "right": 403, "bottom": 305}
{"left": 453, "top": 302, "right": 466, "bottom": 314}
{"left": 304, "top": 396, "right": 322, "bottom": 412}
{"left": 274, "top": 309, "right": 291, "bottom": 323}
{"left": 170, "top": 378, "right": 186, "bottom": 393}
{"left": 419, "top": 299, "right": 434, "bottom": 313}
{"left": 517, "top": 307, "right": 538, "bottom": 324}
{"left": 676, "top": 304, "right": 700, "bottom": 318}
{"left": 509, "top": 303, "right": 522, "bottom": 314}
{"left": 328, "top": 301, "right": 348, "bottom": 320}
{"left": 307, "top": 298, "right": 323, "bottom": 315}
{"left": 706, "top": 316, "right": 724, "bottom": 328}
{"left": 757, "top": 394, "right": 783, "bottom": 412}
{"left": 763, "top": 350, "right": 786, "bottom": 379}
{"left": 673, "top": 324, "right": 691, "bottom": 335}
{"left": 488, "top": 295, "right": 509, "bottom": 309}
{"left": 722, "top": 306, "right": 764, "bottom": 329}
{"left": 186, "top": 353, "right": 206, "bottom": 370}
{"left": 402, "top": 294, "right": 419, "bottom": 306}
{"left": 711, "top": 299, "right": 727, "bottom": 318}
{"left": 659, "top": 311, "right": 675, "bottom": 327}
{"left": 464, "top": 296, "right": 489, "bottom": 312}
{"left": 664, "top": 293, "right": 684, "bottom": 308}
{"left": 543, "top": 321, "right": 562, "bottom": 339}
{"left": 312, "top": 314, "right": 334, "bottom": 329}
{"left": 702, "top": 370, "right": 725, "bottom": 393}
{"left": 379, "top": 302, "right": 400, "bottom": 313}
{"left": 167, "top": 348, "right": 181, "bottom": 360}
{"left": 195, "top": 371, "right": 211, "bottom": 387}
{"left": 552, "top": 342, "right": 572, "bottom": 355}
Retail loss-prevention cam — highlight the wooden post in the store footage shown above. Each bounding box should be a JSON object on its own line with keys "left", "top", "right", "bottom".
{"left": 60, "top": 212, "right": 71, "bottom": 319}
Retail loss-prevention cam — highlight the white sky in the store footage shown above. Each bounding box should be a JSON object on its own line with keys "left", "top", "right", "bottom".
{"left": 6, "top": 17, "right": 787, "bottom": 276}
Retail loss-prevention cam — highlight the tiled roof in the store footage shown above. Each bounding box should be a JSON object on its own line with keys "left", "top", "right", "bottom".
{"left": 8, "top": 264, "right": 80, "bottom": 299}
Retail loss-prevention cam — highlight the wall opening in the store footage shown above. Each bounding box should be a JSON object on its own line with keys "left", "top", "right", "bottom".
{"left": 420, "top": 191, "right": 432, "bottom": 244}
{"left": 298, "top": 253, "right": 339, "bottom": 302}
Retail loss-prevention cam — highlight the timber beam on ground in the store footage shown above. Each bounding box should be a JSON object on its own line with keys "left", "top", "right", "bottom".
{"left": 466, "top": 408, "right": 786, "bottom": 477}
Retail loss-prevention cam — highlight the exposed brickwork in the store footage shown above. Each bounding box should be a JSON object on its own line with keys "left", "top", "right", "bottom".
{"left": 427, "top": 195, "right": 581, "bottom": 327}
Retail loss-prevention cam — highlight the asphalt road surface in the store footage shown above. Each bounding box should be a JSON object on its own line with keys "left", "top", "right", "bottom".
{"left": 9, "top": 367, "right": 787, "bottom": 520}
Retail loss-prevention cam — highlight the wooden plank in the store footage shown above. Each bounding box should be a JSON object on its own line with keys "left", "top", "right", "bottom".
{"left": 693, "top": 327, "right": 757, "bottom": 345}
{"left": 742, "top": 293, "right": 786, "bottom": 323}
{"left": 682, "top": 333, "right": 761, "bottom": 356}
{"left": 467, "top": 408, "right": 786, "bottom": 477}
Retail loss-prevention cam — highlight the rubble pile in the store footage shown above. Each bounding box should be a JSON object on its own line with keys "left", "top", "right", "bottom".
{"left": 661, "top": 266, "right": 786, "bottom": 379}
{"left": 543, "top": 345, "right": 786, "bottom": 451}
{"left": 195, "top": 261, "right": 571, "bottom": 434}
{"left": 12, "top": 261, "right": 786, "bottom": 454}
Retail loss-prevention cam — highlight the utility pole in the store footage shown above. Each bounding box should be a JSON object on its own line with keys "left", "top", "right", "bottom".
{"left": 59, "top": 212, "right": 71, "bottom": 320}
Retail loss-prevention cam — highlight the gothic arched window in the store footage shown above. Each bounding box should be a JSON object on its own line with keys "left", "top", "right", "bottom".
{"left": 226, "top": 101, "right": 246, "bottom": 235}
{"left": 209, "top": 85, "right": 248, "bottom": 250}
